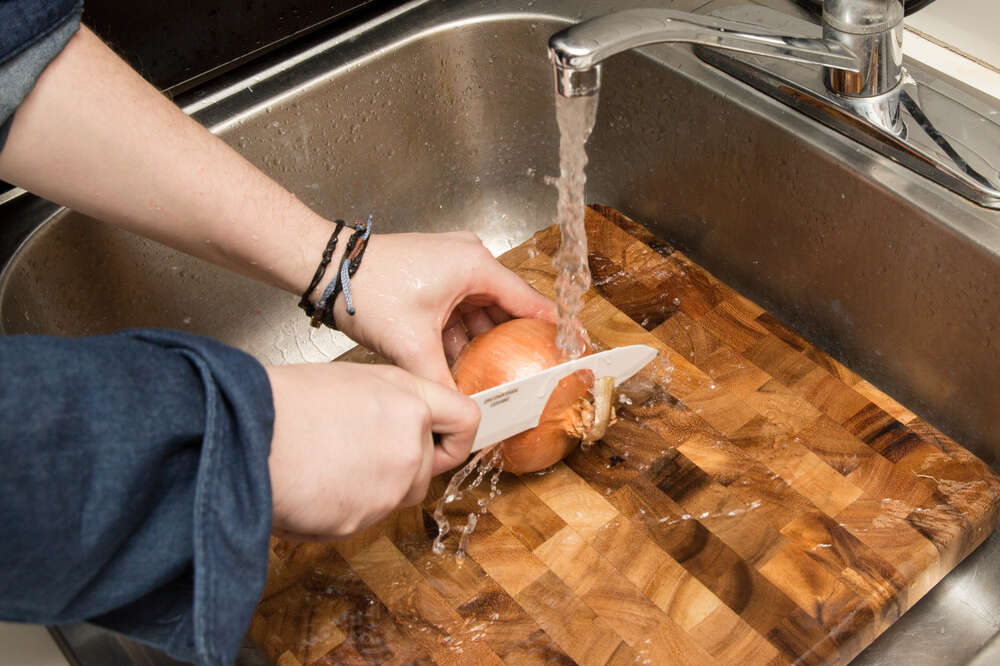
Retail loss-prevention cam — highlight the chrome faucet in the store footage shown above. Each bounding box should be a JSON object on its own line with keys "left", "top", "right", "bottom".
{"left": 548, "top": 1, "right": 1000, "bottom": 209}
{"left": 548, "top": 8, "right": 860, "bottom": 97}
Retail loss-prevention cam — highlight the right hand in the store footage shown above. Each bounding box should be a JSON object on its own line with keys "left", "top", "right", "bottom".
{"left": 326, "top": 231, "right": 557, "bottom": 388}
{"left": 264, "top": 362, "right": 480, "bottom": 540}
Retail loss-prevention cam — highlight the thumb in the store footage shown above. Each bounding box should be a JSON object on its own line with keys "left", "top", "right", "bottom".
{"left": 411, "top": 374, "right": 481, "bottom": 475}
{"left": 397, "top": 334, "right": 457, "bottom": 389}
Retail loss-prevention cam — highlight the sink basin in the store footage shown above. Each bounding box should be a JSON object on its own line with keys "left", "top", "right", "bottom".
{"left": 1, "top": 0, "right": 998, "bottom": 664}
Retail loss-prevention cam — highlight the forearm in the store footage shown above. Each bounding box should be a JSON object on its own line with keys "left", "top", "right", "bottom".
{"left": 0, "top": 25, "right": 336, "bottom": 295}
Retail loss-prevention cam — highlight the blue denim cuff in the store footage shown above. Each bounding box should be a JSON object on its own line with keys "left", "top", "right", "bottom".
{"left": 0, "top": 329, "right": 274, "bottom": 666}
{"left": 127, "top": 330, "right": 274, "bottom": 665}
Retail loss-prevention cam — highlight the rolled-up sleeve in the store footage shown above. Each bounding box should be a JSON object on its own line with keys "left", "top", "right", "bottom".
{"left": 0, "top": 329, "right": 274, "bottom": 665}
{"left": 0, "top": 0, "right": 83, "bottom": 151}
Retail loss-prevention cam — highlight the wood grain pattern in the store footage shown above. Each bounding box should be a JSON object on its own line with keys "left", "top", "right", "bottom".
{"left": 250, "top": 207, "right": 1000, "bottom": 665}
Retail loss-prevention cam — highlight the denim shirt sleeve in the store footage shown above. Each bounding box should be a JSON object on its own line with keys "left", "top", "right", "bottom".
{"left": 0, "top": 0, "right": 83, "bottom": 151}
{"left": 0, "top": 329, "right": 274, "bottom": 666}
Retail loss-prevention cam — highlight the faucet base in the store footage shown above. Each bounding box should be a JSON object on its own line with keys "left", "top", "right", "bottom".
{"left": 695, "top": 5, "right": 1000, "bottom": 209}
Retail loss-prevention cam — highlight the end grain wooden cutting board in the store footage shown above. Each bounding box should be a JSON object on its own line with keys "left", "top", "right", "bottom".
{"left": 250, "top": 206, "right": 1000, "bottom": 666}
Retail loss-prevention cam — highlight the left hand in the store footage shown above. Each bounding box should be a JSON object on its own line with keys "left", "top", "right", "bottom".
{"left": 266, "top": 361, "right": 480, "bottom": 539}
{"left": 329, "top": 230, "right": 556, "bottom": 387}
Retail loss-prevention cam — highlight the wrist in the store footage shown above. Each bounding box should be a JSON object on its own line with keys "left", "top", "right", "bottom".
{"left": 287, "top": 215, "right": 351, "bottom": 299}
{"left": 296, "top": 219, "right": 350, "bottom": 311}
{"left": 301, "top": 216, "right": 373, "bottom": 329}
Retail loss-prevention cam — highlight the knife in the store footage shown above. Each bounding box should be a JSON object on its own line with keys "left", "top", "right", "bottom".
{"left": 468, "top": 344, "right": 658, "bottom": 452}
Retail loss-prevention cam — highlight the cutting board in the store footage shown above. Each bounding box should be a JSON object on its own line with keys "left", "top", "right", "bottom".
{"left": 250, "top": 205, "right": 1000, "bottom": 666}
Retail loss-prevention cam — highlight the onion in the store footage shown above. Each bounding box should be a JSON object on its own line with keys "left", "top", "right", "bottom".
{"left": 451, "top": 318, "right": 614, "bottom": 474}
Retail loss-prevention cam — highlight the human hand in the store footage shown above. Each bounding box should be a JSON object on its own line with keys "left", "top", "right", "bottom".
{"left": 265, "top": 362, "right": 479, "bottom": 539}
{"left": 327, "top": 231, "right": 557, "bottom": 387}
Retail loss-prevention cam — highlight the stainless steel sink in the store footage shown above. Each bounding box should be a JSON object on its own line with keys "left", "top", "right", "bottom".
{"left": 1, "top": 0, "right": 998, "bottom": 664}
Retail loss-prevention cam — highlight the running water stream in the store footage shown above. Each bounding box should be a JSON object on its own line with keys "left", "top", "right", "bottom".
{"left": 553, "top": 93, "right": 600, "bottom": 360}
{"left": 433, "top": 94, "right": 600, "bottom": 557}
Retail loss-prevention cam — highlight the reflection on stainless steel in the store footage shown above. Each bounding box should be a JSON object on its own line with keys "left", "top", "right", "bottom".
{"left": 547, "top": 8, "right": 858, "bottom": 97}
{"left": 823, "top": 0, "right": 904, "bottom": 96}
{"left": 694, "top": 4, "right": 1000, "bottom": 208}
{"left": 968, "top": 631, "right": 1000, "bottom": 666}
{"left": 0, "top": 186, "right": 26, "bottom": 206}
{"left": 822, "top": 19, "right": 903, "bottom": 97}
{"left": 0, "top": 1, "right": 998, "bottom": 665}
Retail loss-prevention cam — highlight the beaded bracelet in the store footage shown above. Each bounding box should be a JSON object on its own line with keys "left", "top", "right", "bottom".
{"left": 297, "top": 219, "right": 346, "bottom": 319}
{"left": 310, "top": 215, "right": 373, "bottom": 329}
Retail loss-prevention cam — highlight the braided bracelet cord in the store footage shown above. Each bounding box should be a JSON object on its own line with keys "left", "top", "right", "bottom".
{"left": 310, "top": 215, "right": 373, "bottom": 329}
{"left": 339, "top": 216, "right": 373, "bottom": 315}
{"left": 297, "top": 219, "right": 345, "bottom": 318}
{"left": 310, "top": 228, "right": 359, "bottom": 327}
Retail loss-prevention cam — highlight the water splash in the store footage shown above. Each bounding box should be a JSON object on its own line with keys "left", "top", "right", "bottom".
{"left": 552, "top": 93, "right": 600, "bottom": 359}
{"left": 432, "top": 446, "right": 504, "bottom": 556}
{"left": 456, "top": 513, "right": 479, "bottom": 563}
{"left": 653, "top": 499, "right": 764, "bottom": 528}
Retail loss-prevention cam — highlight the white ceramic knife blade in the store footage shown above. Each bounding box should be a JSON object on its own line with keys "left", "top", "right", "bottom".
{"left": 468, "top": 344, "right": 658, "bottom": 452}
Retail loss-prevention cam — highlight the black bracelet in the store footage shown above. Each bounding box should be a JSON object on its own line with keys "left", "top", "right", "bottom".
{"left": 310, "top": 215, "right": 373, "bottom": 329}
{"left": 297, "top": 219, "right": 345, "bottom": 319}
{"left": 310, "top": 229, "right": 359, "bottom": 327}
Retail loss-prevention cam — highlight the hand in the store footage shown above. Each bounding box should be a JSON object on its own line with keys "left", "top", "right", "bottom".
{"left": 265, "top": 362, "right": 479, "bottom": 539}
{"left": 329, "top": 231, "right": 557, "bottom": 387}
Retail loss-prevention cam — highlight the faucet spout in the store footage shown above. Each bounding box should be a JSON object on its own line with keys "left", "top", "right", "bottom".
{"left": 548, "top": 9, "right": 859, "bottom": 97}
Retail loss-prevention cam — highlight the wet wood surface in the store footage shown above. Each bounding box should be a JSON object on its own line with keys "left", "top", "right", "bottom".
{"left": 250, "top": 206, "right": 1000, "bottom": 665}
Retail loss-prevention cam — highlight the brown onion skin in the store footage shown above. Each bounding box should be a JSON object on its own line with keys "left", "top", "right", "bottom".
{"left": 451, "top": 318, "right": 593, "bottom": 474}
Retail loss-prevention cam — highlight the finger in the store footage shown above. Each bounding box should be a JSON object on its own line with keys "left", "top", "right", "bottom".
{"left": 433, "top": 433, "right": 473, "bottom": 476}
{"left": 462, "top": 307, "right": 495, "bottom": 337}
{"left": 398, "top": 336, "right": 457, "bottom": 389}
{"left": 411, "top": 375, "right": 480, "bottom": 475}
{"left": 401, "top": 427, "right": 436, "bottom": 506}
{"left": 486, "top": 305, "right": 511, "bottom": 324}
{"left": 473, "top": 263, "right": 558, "bottom": 323}
{"left": 443, "top": 324, "right": 469, "bottom": 365}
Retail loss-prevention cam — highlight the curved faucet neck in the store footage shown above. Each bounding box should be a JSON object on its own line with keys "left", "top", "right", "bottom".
{"left": 548, "top": 8, "right": 860, "bottom": 97}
